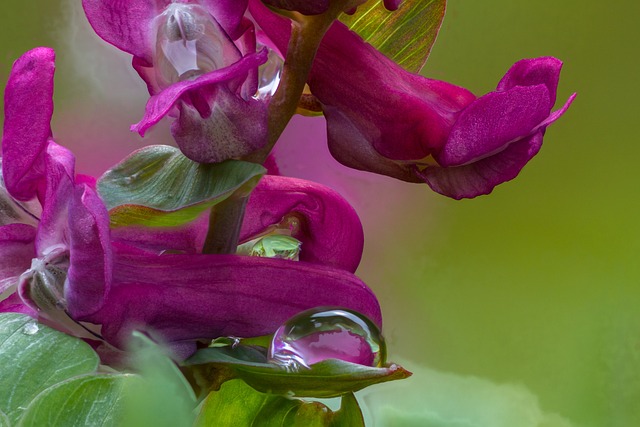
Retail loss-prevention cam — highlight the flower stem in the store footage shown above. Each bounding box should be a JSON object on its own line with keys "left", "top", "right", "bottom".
{"left": 247, "top": 4, "right": 346, "bottom": 163}
{"left": 202, "top": 195, "right": 249, "bottom": 254}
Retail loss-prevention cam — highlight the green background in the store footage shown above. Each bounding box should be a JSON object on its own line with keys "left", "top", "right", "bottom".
{"left": 1, "top": 1, "right": 638, "bottom": 426}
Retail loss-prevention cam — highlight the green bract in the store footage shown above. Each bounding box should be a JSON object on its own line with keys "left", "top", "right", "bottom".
{"left": 341, "top": 0, "right": 445, "bottom": 73}
{"left": 97, "top": 145, "right": 266, "bottom": 227}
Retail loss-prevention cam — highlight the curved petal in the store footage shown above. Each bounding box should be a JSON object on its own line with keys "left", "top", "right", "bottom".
{"left": 171, "top": 89, "right": 268, "bottom": 163}
{"left": 497, "top": 57, "right": 563, "bottom": 105}
{"left": 0, "top": 224, "right": 36, "bottom": 294}
{"left": 242, "top": 175, "right": 365, "bottom": 272}
{"left": 201, "top": 0, "right": 249, "bottom": 38}
{"left": 35, "top": 143, "right": 76, "bottom": 253}
{"left": 419, "top": 131, "right": 545, "bottom": 199}
{"left": 0, "top": 292, "right": 37, "bottom": 317}
{"left": 81, "top": 0, "right": 160, "bottom": 61}
{"left": 131, "top": 49, "right": 268, "bottom": 136}
{"left": 436, "top": 84, "right": 552, "bottom": 167}
{"left": 87, "top": 248, "right": 382, "bottom": 348}
{"left": 262, "top": 0, "right": 329, "bottom": 15}
{"left": 65, "top": 184, "right": 113, "bottom": 318}
{"left": 2, "top": 47, "right": 55, "bottom": 201}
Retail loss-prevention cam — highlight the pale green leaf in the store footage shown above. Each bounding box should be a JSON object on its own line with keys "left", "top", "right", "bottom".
{"left": 341, "top": 0, "right": 446, "bottom": 73}
{"left": 17, "top": 374, "right": 137, "bottom": 427}
{"left": 0, "top": 313, "right": 99, "bottom": 425}
{"left": 194, "top": 379, "right": 364, "bottom": 427}
{"left": 97, "top": 145, "right": 265, "bottom": 227}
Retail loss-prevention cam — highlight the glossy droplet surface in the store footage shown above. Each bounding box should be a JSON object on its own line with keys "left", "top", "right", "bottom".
{"left": 22, "top": 321, "right": 39, "bottom": 335}
{"left": 254, "top": 47, "right": 283, "bottom": 100}
{"left": 154, "top": 3, "right": 241, "bottom": 86}
{"left": 268, "top": 307, "right": 386, "bottom": 371}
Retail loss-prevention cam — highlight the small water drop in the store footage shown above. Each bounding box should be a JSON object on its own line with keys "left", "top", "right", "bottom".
{"left": 254, "top": 47, "right": 283, "bottom": 100}
{"left": 22, "top": 321, "right": 39, "bottom": 335}
{"left": 268, "top": 307, "right": 386, "bottom": 370}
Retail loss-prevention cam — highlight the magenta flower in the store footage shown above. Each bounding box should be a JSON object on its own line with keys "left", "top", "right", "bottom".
{"left": 1, "top": 48, "right": 380, "bottom": 354}
{"left": 82, "top": 0, "right": 270, "bottom": 163}
{"left": 1, "top": 48, "right": 113, "bottom": 319}
{"left": 250, "top": 2, "right": 576, "bottom": 199}
{"left": 261, "top": 0, "right": 401, "bottom": 15}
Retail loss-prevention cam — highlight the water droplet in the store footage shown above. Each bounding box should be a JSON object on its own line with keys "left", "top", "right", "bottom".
{"left": 154, "top": 3, "right": 242, "bottom": 86}
{"left": 237, "top": 234, "right": 301, "bottom": 261}
{"left": 268, "top": 307, "right": 386, "bottom": 370}
{"left": 22, "top": 321, "right": 39, "bottom": 335}
{"left": 254, "top": 47, "right": 283, "bottom": 100}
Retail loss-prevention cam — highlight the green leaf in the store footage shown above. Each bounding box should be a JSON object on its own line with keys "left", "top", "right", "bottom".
{"left": 17, "top": 374, "right": 137, "bottom": 427}
{"left": 97, "top": 145, "right": 265, "bottom": 227}
{"left": 341, "top": 0, "right": 446, "bottom": 73}
{"left": 184, "top": 346, "right": 411, "bottom": 398}
{"left": 120, "top": 332, "right": 197, "bottom": 427}
{"left": 194, "top": 379, "right": 364, "bottom": 427}
{"left": 0, "top": 410, "right": 10, "bottom": 427}
{"left": 0, "top": 313, "right": 99, "bottom": 425}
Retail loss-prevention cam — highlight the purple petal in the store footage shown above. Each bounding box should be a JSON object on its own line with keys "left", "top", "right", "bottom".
{"left": 262, "top": 0, "right": 329, "bottom": 15}
{"left": 171, "top": 88, "right": 268, "bottom": 163}
{"left": 131, "top": 49, "right": 268, "bottom": 136}
{"left": 242, "top": 175, "right": 365, "bottom": 272}
{"left": 0, "top": 224, "right": 36, "bottom": 294}
{"left": 497, "top": 57, "right": 563, "bottom": 105}
{"left": 87, "top": 248, "right": 382, "bottom": 347}
{"left": 419, "top": 131, "right": 545, "bottom": 199}
{"left": 2, "top": 48, "right": 55, "bottom": 201}
{"left": 0, "top": 292, "right": 37, "bottom": 317}
{"left": 383, "top": 0, "right": 403, "bottom": 10}
{"left": 81, "top": 0, "right": 159, "bottom": 61}
{"left": 200, "top": 0, "right": 249, "bottom": 38}
{"left": 436, "top": 84, "right": 552, "bottom": 167}
{"left": 65, "top": 184, "right": 112, "bottom": 318}
{"left": 34, "top": 143, "right": 76, "bottom": 253}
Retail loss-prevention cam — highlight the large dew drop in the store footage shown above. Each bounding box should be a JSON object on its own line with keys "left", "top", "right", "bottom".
{"left": 268, "top": 307, "right": 386, "bottom": 371}
{"left": 154, "top": 3, "right": 242, "bottom": 86}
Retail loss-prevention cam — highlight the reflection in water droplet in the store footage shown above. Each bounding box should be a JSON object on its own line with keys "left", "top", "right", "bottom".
{"left": 254, "top": 47, "right": 283, "bottom": 100}
{"left": 268, "top": 307, "right": 386, "bottom": 371}
{"left": 22, "top": 322, "right": 39, "bottom": 335}
{"left": 154, "top": 3, "right": 242, "bottom": 86}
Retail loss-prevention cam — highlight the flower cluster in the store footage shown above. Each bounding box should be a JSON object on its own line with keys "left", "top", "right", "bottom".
{"left": 0, "top": 0, "right": 574, "bottom": 423}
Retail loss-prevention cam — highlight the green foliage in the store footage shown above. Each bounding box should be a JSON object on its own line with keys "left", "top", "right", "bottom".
{"left": 194, "top": 379, "right": 364, "bottom": 427}
{"left": 341, "top": 0, "right": 446, "bottom": 73}
{"left": 121, "top": 332, "right": 197, "bottom": 427}
{"left": 0, "top": 313, "right": 99, "bottom": 425}
{"left": 97, "top": 145, "right": 265, "bottom": 227}
{"left": 184, "top": 344, "right": 411, "bottom": 398}
{"left": 17, "top": 374, "right": 136, "bottom": 427}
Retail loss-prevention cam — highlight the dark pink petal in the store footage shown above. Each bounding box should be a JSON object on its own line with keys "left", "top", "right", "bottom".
{"left": 86, "top": 248, "right": 382, "bottom": 348}
{"left": 0, "top": 292, "right": 37, "bottom": 317}
{"left": 171, "top": 88, "right": 268, "bottom": 163}
{"left": 34, "top": 143, "right": 76, "bottom": 253}
{"left": 65, "top": 184, "right": 112, "bottom": 318}
{"left": 383, "top": 0, "right": 403, "bottom": 10}
{"left": 436, "top": 85, "right": 552, "bottom": 167}
{"left": 131, "top": 49, "right": 268, "bottom": 136}
{"left": 242, "top": 175, "right": 365, "bottom": 272}
{"left": 81, "top": 0, "right": 159, "bottom": 62}
{"left": 0, "top": 224, "right": 36, "bottom": 294}
{"left": 262, "top": 0, "right": 329, "bottom": 15}
{"left": 201, "top": 0, "right": 249, "bottom": 38}
{"left": 497, "top": 57, "right": 563, "bottom": 105}
{"left": 2, "top": 48, "right": 55, "bottom": 201}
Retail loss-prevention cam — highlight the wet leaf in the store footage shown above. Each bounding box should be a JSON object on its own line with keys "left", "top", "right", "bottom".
{"left": 184, "top": 345, "right": 411, "bottom": 398}
{"left": 0, "top": 313, "right": 99, "bottom": 425}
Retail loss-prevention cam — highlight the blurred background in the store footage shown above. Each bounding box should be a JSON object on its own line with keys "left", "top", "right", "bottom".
{"left": 1, "top": 1, "right": 638, "bottom": 426}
